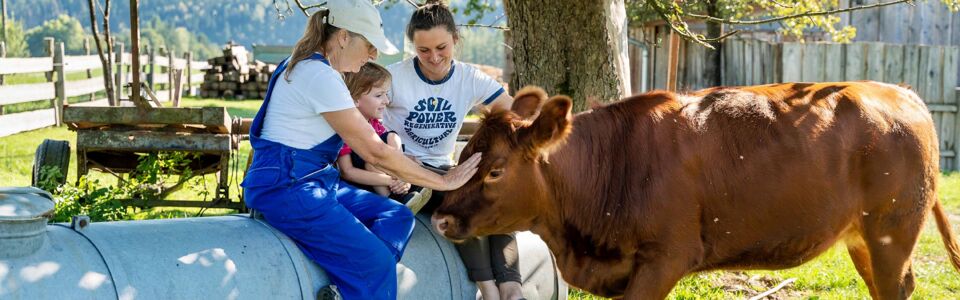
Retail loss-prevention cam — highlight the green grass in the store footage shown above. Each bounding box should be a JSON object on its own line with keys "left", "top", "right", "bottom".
{"left": 3, "top": 99, "right": 960, "bottom": 298}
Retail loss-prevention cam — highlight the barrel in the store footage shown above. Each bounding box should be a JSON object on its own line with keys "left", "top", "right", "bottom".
{"left": 0, "top": 214, "right": 566, "bottom": 299}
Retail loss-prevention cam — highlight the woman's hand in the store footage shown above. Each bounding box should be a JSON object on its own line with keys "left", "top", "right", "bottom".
{"left": 389, "top": 178, "right": 411, "bottom": 195}
{"left": 437, "top": 152, "right": 482, "bottom": 191}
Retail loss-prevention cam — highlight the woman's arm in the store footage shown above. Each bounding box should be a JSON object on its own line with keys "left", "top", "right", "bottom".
{"left": 336, "top": 154, "right": 394, "bottom": 187}
{"left": 323, "top": 108, "right": 481, "bottom": 191}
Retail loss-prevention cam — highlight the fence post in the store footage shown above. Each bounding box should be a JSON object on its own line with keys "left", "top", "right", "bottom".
{"left": 147, "top": 44, "right": 155, "bottom": 91}
{"left": 114, "top": 42, "right": 125, "bottom": 106}
{"left": 54, "top": 42, "right": 66, "bottom": 127}
{"left": 44, "top": 37, "right": 54, "bottom": 81}
{"left": 185, "top": 51, "right": 192, "bottom": 96}
{"left": 168, "top": 50, "right": 175, "bottom": 102}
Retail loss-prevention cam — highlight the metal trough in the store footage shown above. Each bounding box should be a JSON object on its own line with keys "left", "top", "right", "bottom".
{"left": 0, "top": 205, "right": 566, "bottom": 299}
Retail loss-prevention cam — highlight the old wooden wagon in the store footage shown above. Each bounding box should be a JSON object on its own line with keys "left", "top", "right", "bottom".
{"left": 51, "top": 102, "right": 251, "bottom": 211}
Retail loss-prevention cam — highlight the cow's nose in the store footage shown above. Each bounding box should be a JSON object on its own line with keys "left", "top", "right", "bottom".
{"left": 431, "top": 214, "right": 453, "bottom": 236}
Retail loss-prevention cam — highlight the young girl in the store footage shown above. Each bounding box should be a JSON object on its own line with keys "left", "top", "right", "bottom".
{"left": 337, "top": 62, "right": 432, "bottom": 213}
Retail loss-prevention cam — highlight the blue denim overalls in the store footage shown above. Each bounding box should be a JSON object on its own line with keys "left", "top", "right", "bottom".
{"left": 241, "top": 54, "right": 414, "bottom": 300}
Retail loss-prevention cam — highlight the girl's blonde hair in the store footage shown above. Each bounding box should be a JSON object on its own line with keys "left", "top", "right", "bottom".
{"left": 344, "top": 62, "right": 392, "bottom": 100}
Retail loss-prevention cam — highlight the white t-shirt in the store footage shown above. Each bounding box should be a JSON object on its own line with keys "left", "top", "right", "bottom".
{"left": 261, "top": 59, "right": 355, "bottom": 149}
{"left": 384, "top": 58, "right": 505, "bottom": 166}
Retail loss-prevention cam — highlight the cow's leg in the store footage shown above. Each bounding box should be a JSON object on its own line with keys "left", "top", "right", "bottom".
{"left": 862, "top": 211, "right": 924, "bottom": 299}
{"left": 845, "top": 236, "right": 879, "bottom": 299}
{"left": 621, "top": 256, "right": 693, "bottom": 299}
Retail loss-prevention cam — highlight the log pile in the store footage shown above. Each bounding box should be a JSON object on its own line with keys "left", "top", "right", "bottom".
{"left": 199, "top": 44, "right": 276, "bottom": 99}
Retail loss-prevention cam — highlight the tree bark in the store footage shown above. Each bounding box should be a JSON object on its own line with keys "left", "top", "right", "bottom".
{"left": 1, "top": 0, "right": 6, "bottom": 44}
{"left": 504, "top": 0, "right": 629, "bottom": 112}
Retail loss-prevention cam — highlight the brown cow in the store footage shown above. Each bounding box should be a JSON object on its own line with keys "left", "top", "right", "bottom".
{"left": 431, "top": 82, "right": 960, "bottom": 299}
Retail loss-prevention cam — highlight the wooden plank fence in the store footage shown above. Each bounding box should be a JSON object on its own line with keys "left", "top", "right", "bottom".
{"left": 0, "top": 39, "right": 209, "bottom": 138}
{"left": 638, "top": 37, "right": 960, "bottom": 170}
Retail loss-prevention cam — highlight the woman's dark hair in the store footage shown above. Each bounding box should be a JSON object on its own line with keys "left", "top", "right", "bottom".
{"left": 406, "top": 1, "right": 459, "bottom": 41}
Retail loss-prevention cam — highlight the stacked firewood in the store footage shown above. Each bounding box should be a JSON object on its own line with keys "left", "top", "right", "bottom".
{"left": 199, "top": 44, "right": 275, "bottom": 99}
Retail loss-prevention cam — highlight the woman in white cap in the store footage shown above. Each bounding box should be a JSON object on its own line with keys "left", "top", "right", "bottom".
{"left": 241, "top": 1, "right": 481, "bottom": 299}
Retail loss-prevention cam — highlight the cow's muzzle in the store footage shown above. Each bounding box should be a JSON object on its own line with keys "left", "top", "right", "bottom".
{"left": 431, "top": 214, "right": 468, "bottom": 242}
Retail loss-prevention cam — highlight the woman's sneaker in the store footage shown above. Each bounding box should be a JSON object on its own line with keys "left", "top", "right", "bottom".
{"left": 402, "top": 187, "right": 432, "bottom": 214}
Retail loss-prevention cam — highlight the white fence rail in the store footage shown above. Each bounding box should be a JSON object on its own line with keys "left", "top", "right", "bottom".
{"left": 0, "top": 39, "right": 209, "bottom": 137}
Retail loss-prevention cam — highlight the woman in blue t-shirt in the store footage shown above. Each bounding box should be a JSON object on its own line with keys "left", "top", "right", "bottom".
{"left": 241, "top": 1, "right": 480, "bottom": 299}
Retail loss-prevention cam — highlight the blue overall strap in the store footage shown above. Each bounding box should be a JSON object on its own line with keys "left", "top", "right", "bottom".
{"left": 249, "top": 53, "right": 331, "bottom": 137}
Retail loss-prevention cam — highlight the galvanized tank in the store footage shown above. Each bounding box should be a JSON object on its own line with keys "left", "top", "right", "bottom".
{"left": 0, "top": 188, "right": 566, "bottom": 299}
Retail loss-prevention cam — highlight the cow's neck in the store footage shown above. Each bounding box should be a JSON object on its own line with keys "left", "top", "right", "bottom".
{"left": 531, "top": 95, "right": 684, "bottom": 272}
{"left": 527, "top": 106, "right": 667, "bottom": 294}
{"left": 531, "top": 107, "right": 638, "bottom": 255}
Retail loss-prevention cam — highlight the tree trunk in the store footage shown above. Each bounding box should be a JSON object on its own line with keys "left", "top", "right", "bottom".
{"left": 704, "top": 0, "right": 722, "bottom": 87}
{"left": 504, "top": 0, "right": 629, "bottom": 112}
{"left": 86, "top": 0, "right": 116, "bottom": 105}
{"left": 1, "top": 0, "right": 6, "bottom": 44}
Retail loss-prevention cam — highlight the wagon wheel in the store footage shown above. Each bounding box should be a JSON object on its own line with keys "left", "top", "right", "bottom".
{"left": 31, "top": 139, "right": 71, "bottom": 190}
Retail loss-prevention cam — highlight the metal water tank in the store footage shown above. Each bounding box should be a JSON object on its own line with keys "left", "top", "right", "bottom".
{"left": 0, "top": 188, "right": 566, "bottom": 299}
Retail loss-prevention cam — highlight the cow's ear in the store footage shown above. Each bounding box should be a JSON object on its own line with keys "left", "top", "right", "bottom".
{"left": 518, "top": 95, "right": 573, "bottom": 159}
{"left": 511, "top": 86, "right": 548, "bottom": 120}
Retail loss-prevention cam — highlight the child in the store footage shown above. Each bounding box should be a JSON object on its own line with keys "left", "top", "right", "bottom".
{"left": 337, "top": 62, "right": 432, "bottom": 213}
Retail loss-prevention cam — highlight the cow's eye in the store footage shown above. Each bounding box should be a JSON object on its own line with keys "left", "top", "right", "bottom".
{"left": 489, "top": 168, "right": 504, "bottom": 179}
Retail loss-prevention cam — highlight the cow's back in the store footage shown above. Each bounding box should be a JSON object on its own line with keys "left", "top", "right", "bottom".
{"left": 684, "top": 82, "right": 937, "bottom": 270}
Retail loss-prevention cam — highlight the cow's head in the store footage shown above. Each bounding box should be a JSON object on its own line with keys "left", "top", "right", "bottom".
{"left": 432, "top": 86, "right": 573, "bottom": 240}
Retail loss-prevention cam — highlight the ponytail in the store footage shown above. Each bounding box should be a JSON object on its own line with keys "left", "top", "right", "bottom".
{"left": 286, "top": 10, "right": 341, "bottom": 81}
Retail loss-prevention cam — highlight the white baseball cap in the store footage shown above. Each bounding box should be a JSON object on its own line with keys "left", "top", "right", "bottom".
{"left": 325, "top": 0, "right": 399, "bottom": 55}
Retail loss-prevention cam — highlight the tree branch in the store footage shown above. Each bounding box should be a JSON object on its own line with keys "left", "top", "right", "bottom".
{"left": 456, "top": 23, "right": 509, "bottom": 30}
{"left": 292, "top": 0, "right": 327, "bottom": 16}
{"left": 687, "top": 0, "right": 912, "bottom": 25}
{"left": 645, "top": 0, "right": 719, "bottom": 49}
{"left": 86, "top": 0, "right": 116, "bottom": 104}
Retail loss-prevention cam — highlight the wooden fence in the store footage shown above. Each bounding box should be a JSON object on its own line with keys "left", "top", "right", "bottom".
{"left": 0, "top": 38, "right": 209, "bottom": 138}
{"left": 638, "top": 36, "right": 960, "bottom": 170}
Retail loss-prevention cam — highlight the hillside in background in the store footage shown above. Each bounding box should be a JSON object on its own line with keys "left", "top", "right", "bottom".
{"left": 6, "top": 0, "right": 506, "bottom": 66}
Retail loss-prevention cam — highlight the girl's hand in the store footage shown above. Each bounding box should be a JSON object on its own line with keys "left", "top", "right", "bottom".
{"left": 389, "top": 178, "right": 411, "bottom": 195}
{"left": 438, "top": 153, "right": 481, "bottom": 191}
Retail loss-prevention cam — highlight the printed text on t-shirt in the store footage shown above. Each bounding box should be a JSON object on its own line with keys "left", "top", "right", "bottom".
{"left": 404, "top": 97, "right": 456, "bottom": 148}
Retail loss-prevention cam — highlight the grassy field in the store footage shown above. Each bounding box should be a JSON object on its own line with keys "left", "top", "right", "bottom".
{"left": 2, "top": 97, "right": 960, "bottom": 298}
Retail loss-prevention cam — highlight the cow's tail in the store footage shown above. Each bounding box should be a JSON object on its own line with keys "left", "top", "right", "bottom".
{"left": 933, "top": 199, "right": 960, "bottom": 273}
